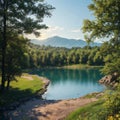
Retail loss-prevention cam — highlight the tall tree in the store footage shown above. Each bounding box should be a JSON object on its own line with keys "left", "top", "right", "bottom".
{"left": 5, "top": 32, "right": 28, "bottom": 90}
{"left": 0, "top": 0, "right": 54, "bottom": 91}
{"left": 82, "top": 0, "right": 120, "bottom": 118}
{"left": 82, "top": 0, "right": 120, "bottom": 74}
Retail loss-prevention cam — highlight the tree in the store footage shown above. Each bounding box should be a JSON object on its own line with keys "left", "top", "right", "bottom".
{"left": 82, "top": 0, "right": 120, "bottom": 74}
{"left": 5, "top": 32, "right": 28, "bottom": 90}
{"left": 82, "top": 0, "right": 120, "bottom": 41}
{"left": 82, "top": 0, "right": 120, "bottom": 118}
{"left": 0, "top": 0, "right": 54, "bottom": 91}
{"left": 100, "top": 41, "right": 120, "bottom": 74}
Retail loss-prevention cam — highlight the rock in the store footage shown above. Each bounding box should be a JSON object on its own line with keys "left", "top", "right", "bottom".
{"left": 99, "top": 72, "right": 119, "bottom": 87}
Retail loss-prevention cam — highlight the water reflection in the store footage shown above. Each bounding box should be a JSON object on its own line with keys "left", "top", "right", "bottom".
{"left": 31, "top": 68, "right": 104, "bottom": 100}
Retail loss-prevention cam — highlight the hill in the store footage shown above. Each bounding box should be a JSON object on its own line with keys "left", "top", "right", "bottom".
{"left": 31, "top": 36, "right": 101, "bottom": 48}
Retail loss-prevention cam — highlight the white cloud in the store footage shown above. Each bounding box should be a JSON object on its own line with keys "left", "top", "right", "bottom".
{"left": 39, "top": 26, "right": 64, "bottom": 33}
{"left": 47, "top": 26, "right": 64, "bottom": 32}
{"left": 39, "top": 26, "right": 64, "bottom": 40}
{"left": 71, "top": 29, "right": 80, "bottom": 33}
{"left": 24, "top": 26, "right": 64, "bottom": 40}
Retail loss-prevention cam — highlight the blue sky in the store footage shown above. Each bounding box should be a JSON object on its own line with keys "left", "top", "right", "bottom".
{"left": 26, "top": 0, "right": 93, "bottom": 40}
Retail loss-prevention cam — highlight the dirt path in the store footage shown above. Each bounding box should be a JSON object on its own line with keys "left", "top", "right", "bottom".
{"left": 9, "top": 97, "right": 97, "bottom": 120}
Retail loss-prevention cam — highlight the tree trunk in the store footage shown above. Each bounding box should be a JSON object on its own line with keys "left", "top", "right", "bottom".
{"left": 6, "top": 78, "right": 10, "bottom": 90}
{"left": 1, "top": 1, "right": 7, "bottom": 92}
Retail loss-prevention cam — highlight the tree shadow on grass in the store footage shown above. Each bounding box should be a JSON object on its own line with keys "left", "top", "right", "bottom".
{"left": 8, "top": 99, "right": 59, "bottom": 120}
{"left": 0, "top": 87, "right": 37, "bottom": 108}
{"left": 0, "top": 87, "right": 59, "bottom": 120}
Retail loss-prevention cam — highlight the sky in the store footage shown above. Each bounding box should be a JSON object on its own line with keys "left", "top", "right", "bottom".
{"left": 26, "top": 0, "right": 94, "bottom": 41}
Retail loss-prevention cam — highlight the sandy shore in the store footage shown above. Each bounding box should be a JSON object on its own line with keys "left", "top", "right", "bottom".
{"left": 8, "top": 97, "right": 97, "bottom": 120}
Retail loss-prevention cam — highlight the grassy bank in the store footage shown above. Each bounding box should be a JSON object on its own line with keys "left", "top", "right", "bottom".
{"left": 37, "top": 64, "right": 103, "bottom": 70}
{"left": 0, "top": 73, "right": 45, "bottom": 107}
{"left": 65, "top": 100, "right": 104, "bottom": 120}
{"left": 60, "top": 64, "right": 103, "bottom": 69}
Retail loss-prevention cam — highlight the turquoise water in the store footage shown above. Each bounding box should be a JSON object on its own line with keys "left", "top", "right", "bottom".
{"left": 31, "top": 68, "right": 105, "bottom": 100}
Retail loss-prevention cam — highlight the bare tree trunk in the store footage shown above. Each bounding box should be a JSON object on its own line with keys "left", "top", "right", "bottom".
{"left": 1, "top": 0, "right": 7, "bottom": 92}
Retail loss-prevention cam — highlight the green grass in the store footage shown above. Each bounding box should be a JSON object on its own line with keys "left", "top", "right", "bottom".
{"left": 65, "top": 100, "right": 104, "bottom": 120}
{"left": 39, "top": 64, "right": 103, "bottom": 69}
{"left": 0, "top": 73, "right": 44, "bottom": 107}
{"left": 61, "top": 64, "right": 103, "bottom": 69}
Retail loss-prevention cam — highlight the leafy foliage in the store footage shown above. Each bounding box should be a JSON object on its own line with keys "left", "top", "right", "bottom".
{"left": 82, "top": 0, "right": 120, "bottom": 75}
{"left": 99, "top": 84, "right": 120, "bottom": 120}
{"left": 0, "top": 31, "right": 28, "bottom": 89}
{"left": 0, "top": 0, "right": 54, "bottom": 35}
{"left": 82, "top": 0, "right": 120, "bottom": 41}
{"left": 100, "top": 40, "right": 120, "bottom": 75}
{"left": 0, "top": 0, "right": 54, "bottom": 91}
{"left": 81, "top": 0, "right": 120, "bottom": 119}
{"left": 25, "top": 44, "right": 104, "bottom": 68}
{"left": 6, "top": 32, "right": 29, "bottom": 89}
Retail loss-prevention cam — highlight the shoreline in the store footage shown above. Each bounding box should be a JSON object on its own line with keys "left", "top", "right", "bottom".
{"left": 1, "top": 74, "right": 104, "bottom": 120}
{"left": 8, "top": 93, "right": 101, "bottom": 120}
{"left": 25, "top": 64, "right": 103, "bottom": 71}
{"left": 0, "top": 75, "right": 50, "bottom": 112}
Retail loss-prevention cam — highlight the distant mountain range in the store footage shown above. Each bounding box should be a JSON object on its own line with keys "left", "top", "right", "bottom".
{"left": 30, "top": 36, "right": 101, "bottom": 48}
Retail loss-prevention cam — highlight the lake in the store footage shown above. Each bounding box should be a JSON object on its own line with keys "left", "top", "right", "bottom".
{"left": 31, "top": 68, "right": 105, "bottom": 100}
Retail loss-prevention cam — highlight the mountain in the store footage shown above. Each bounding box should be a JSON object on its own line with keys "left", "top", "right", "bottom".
{"left": 30, "top": 36, "right": 101, "bottom": 48}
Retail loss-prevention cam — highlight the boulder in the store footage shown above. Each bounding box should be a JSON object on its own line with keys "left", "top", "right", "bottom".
{"left": 99, "top": 72, "right": 119, "bottom": 86}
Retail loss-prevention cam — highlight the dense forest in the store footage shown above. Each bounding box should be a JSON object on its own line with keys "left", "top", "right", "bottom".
{"left": 25, "top": 43, "right": 104, "bottom": 68}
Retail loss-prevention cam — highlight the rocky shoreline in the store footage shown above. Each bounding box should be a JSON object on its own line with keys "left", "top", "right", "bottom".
{"left": 99, "top": 72, "right": 119, "bottom": 87}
